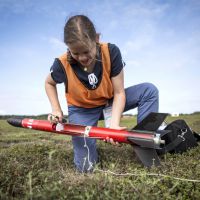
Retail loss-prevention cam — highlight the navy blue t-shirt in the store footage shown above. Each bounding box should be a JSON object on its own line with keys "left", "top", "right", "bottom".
{"left": 50, "top": 43, "right": 125, "bottom": 90}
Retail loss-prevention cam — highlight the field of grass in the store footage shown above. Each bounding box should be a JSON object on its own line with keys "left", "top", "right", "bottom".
{"left": 0, "top": 114, "right": 200, "bottom": 199}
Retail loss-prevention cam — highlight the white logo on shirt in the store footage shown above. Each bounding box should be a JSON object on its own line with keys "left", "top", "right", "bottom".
{"left": 88, "top": 73, "right": 98, "bottom": 89}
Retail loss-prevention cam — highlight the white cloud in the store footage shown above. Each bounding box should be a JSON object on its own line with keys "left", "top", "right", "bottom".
{"left": 48, "top": 37, "right": 66, "bottom": 51}
{"left": 0, "top": 109, "right": 7, "bottom": 115}
{"left": 122, "top": 33, "right": 154, "bottom": 53}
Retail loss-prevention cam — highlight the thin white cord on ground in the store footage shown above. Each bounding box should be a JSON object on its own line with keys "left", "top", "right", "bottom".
{"left": 94, "top": 169, "right": 200, "bottom": 183}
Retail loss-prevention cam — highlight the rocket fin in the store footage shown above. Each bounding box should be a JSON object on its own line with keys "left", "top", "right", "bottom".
{"left": 128, "top": 137, "right": 155, "bottom": 148}
{"left": 133, "top": 146, "right": 161, "bottom": 167}
{"left": 132, "top": 112, "right": 168, "bottom": 131}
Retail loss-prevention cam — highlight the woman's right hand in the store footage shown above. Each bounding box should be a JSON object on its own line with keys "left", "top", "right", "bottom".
{"left": 48, "top": 110, "right": 64, "bottom": 123}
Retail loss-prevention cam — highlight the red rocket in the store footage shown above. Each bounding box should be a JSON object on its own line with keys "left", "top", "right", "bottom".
{"left": 7, "top": 112, "right": 169, "bottom": 167}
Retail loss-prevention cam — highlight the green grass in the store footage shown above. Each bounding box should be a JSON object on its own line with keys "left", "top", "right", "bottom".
{"left": 0, "top": 114, "right": 200, "bottom": 199}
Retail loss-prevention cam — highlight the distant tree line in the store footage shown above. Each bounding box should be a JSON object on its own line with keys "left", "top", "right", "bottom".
{"left": 0, "top": 114, "right": 47, "bottom": 120}
{"left": 0, "top": 114, "right": 69, "bottom": 120}
{"left": 0, "top": 111, "right": 199, "bottom": 120}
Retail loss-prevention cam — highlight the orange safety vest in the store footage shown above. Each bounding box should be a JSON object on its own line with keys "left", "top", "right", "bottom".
{"left": 58, "top": 43, "right": 113, "bottom": 108}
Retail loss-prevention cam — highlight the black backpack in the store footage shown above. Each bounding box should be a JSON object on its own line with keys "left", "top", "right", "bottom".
{"left": 157, "top": 119, "right": 200, "bottom": 155}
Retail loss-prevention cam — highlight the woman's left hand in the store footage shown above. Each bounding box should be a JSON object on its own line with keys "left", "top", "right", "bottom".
{"left": 103, "top": 126, "right": 127, "bottom": 146}
{"left": 104, "top": 137, "right": 121, "bottom": 146}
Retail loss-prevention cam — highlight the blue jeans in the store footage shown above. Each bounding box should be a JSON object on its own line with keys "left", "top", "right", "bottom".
{"left": 68, "top": 83, "right": 159, "bottom": 172}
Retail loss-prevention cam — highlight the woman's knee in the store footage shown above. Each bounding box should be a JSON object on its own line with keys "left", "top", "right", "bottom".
{"left": 143, "top": 82, "right": 159, "bottom": 98}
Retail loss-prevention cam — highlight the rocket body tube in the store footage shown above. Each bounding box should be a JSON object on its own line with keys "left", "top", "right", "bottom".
{"left": 7, "top": 118, "right": 163, "bottom": 148}
{"left": 7, "top": 113, "right": 169, "bottom": 167}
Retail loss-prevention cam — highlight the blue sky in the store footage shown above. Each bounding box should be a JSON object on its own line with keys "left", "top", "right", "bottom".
{"left": 0, "top": 0, "right": 200, "bottom": 115}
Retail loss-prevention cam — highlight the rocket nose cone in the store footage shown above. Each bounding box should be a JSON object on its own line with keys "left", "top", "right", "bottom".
{"left": 7, "top": 118, "right": 23, "bottom": 127}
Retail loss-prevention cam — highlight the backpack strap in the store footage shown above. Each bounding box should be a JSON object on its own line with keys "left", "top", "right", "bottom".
{"left": 193, "top": 131, "right": 200, "bottom": 142}
{"left": 159, "top": 135, "right": 185, "bottom": 154}
{"left": 158, "top": 121, "right": 199, "bottom": 155}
